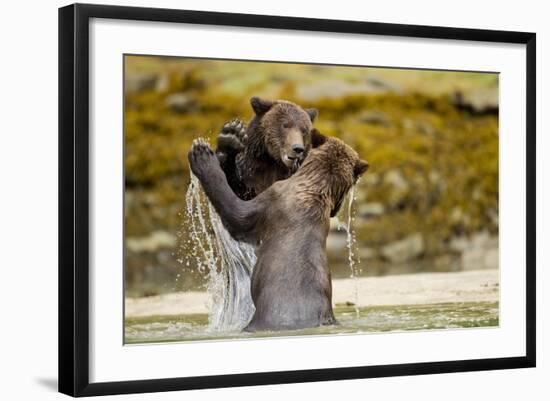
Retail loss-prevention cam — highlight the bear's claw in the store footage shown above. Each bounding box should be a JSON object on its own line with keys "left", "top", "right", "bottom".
{"left": 217, "top": 118, "right": 247, "bottom": 155}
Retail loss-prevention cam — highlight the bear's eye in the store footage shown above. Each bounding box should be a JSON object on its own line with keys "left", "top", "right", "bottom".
{"left": 300, "top": 127, "right": 308, "bottom": 135}
{"left": 282, "top": 122, "right": 292, "bottom": 129}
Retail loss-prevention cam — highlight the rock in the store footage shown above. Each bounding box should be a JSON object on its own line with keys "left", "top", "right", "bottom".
{"left": 357, "top": 202, "right": 385, "bottom": 217}
{"left": 165, "top": 93, "right": 198, "bottom": 113}
{"left": 126, "top": 230, "right": 176, "bottom": 253}
{"left": 449, "top": 236, "right": 469, "bottom": 252}
{"left": 461, "top": 247, "right": 485, "bottom": 270}
{"left": 483, "top": 248, "right": 499, "bottom": 270}
{"left": 433, "top": 254, "right": 461, "bottom": 272}
{"left": 457, "top": 232, "right": 499, "bottom": 270}
{"left": 383, "top": 169, "right": 410, "bottom": 205}
{"left": 270, "top": 74, "right": 288, "bottom": 83}
{"left": 365, "top": 76, "right": 401, "bottom": 92}
{"left": 450, "top": 88, "right": 499, "bottom": 114}
{"left": 155, "top": 74, "right": 169, "bottom": 92}
{"left": 326, "top": 232, "right": 348, "bottom": 252}
{"left": 384, "top": 169, "right": 409, "bottom": 192}
{"left": 402, "top": 118, "right": 435, "bottom": 136}
{"left": 402, "top": 118, "right": 415, "bottom": 133}
{"left": 488, "top": 208, "right": 499, "bottom": 226}
{"left": 125, "top": 73, "right": 166, "bottom": 94}
{"left": 428, "top": 170, "right": 443, "bottom": 185}
{"left": 124, "top": 191, "right": 135, "bottom": 211}
{"left": 361, "top": 173, "right": 380, "bottom": 186}
{"left": 416, "top": 121, "right": 435, "bottom": 136}
{"left": 358, "top": 247, "right": 377, "bottom": 260}
{"left": 453, "top": 210, "right": 472, "bottom": 227}
{"left": 429, "top": 170, "right": 446, "bottom": 192}
{"left": 358, "top": 110, "right": 391, "bottom": 126}
{"left": 296, "top": 76, "right": 399, "bottom": 101}
{"left": 381, "top": 233, "right": 424, "bottom": 264}
{"left": 297, "top": 81, "right": 365, "bottom": 101}
{"left": 471, "top": 231, "right": 498, "bottom": 249}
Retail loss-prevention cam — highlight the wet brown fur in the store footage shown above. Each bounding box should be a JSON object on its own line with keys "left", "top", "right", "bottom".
{"left": 232, "top": 97, "right": 318, "bottom": 199}
{"left": 188, "top": 134, "right": 368, "bottom": 331}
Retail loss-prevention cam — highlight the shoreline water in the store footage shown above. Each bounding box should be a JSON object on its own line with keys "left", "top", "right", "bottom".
{"left": 125, "top": 269, "right": 498, "bottom": 318}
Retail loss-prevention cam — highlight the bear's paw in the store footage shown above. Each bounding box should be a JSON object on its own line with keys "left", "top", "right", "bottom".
{"left": 188, "top": 138, "right": 218, "bottom": 179}
{"left": 216, "top": 118, "right": 247, "bottom": 162}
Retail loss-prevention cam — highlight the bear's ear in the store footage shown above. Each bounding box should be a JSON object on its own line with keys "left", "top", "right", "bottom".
{"left": 311, "top": 128, "right": 328, "bottom": 148}
{"left": 250, "top": 97, "right": 274, "bottom": 115}
{"left": 354, "top": 159, "right": 370, "bottom": 177}
{"left": 305, "top": 108, "right": 318, "bottom": 122}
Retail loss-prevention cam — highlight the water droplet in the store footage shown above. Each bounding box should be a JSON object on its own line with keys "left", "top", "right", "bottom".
{"left": 176, "top": 172, "right": 256, "bottom": 332}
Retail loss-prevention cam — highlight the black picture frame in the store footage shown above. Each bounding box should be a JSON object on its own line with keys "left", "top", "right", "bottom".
{"left": 58, "top": 3, "right": 536, "bottom": 397}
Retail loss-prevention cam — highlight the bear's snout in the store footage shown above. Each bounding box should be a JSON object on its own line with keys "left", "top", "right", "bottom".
{"left": 292, "top": 144, "right": 305, "bottom": 155}
{"left": 281, "top": 129, "right": 307, "bottom": 167}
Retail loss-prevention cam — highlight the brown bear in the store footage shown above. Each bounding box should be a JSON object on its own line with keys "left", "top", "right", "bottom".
{"left": 188, "top": 133, "right": 369, "bottom": 331}
{"left": 215, "top": 97, "right": 318, "bottom": 201}
{"left": 210, "top": 97, "right": 320, "bottom": 330}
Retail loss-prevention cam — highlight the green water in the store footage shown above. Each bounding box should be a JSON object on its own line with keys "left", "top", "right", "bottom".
{"left": 124, "top": 301, "right": 498, "bottom": 344}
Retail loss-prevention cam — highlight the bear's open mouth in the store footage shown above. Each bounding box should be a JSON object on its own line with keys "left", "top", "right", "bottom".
{"left": 282, "top": 154, "right": 301, "bottom": 170}
{"left": 282, "top": 154, "right": 294, "bottom": 163}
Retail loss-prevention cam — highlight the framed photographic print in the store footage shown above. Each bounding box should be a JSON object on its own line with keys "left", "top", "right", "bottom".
{"left": 58, "top": 3, "right": 536, "bottom": 397}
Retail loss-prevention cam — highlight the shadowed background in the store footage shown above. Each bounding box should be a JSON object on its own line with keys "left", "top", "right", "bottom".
{"left": 124, "top": 55, "right": 498, "bottom": 297}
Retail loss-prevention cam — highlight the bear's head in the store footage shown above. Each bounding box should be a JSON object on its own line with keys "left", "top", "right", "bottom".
{"left": 297, "top": 131, "right": 369, "bottom": 217}
{"left": 249, "top": 97, "right": 318, "bottom": 170}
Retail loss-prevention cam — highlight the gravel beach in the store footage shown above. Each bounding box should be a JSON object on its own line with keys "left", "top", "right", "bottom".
{"left": 125, "top": 269, "right": 498, "bottom": 318}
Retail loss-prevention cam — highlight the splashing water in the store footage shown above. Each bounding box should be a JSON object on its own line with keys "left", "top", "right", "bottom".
{"left": 179, "top": 172, "right": 256, "bottom": 331}
{"left": 179, "top": 167, "right": 362, "bottom": 330}
{"left": 338, "top": 184, "right": 363, "bottom": 317}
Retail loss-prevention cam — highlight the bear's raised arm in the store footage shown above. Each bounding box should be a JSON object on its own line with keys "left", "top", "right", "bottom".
{"left": 188, "top": 139, "right": 262, "bottom": 243}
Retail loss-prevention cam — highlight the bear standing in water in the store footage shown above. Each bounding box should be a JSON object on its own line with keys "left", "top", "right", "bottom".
{"left": 207, "top": 97, "right": 339, "bottom": 330}
{"left": 188, "top": 133, "right": 368, "bottom": 331}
